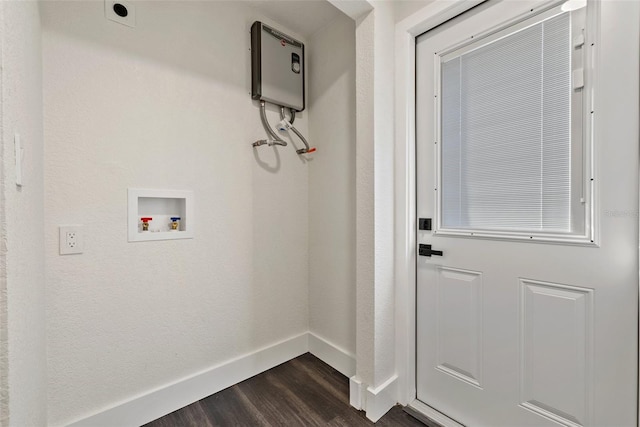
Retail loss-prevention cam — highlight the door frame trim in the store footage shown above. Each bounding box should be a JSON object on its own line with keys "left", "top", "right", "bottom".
{"left": 393, "top": 0, "right": 486, "bottom": 406}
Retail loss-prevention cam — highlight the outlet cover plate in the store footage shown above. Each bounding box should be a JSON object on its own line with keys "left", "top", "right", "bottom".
{"left": 59, "top": 225, "right": 84, "bottom": 255}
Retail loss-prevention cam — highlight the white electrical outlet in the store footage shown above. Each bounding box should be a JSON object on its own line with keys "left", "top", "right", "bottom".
{"left": 59, "top": 225, "right": 84, "bottom": 255}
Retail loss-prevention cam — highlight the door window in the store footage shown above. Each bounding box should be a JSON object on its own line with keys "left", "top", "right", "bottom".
{"left": 436, "top": 7, "right": 589, "bottom": 241}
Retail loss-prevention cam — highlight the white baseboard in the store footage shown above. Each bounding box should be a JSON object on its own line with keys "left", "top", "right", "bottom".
{"left": 66, "top": 333, "right": 309, "bottom": 427}
{"left": 308, "top": 333, "right": 356, "bottom": 378}
{"left": 365, "top": 374, "right": 398, "bottom": 422}
{"left": 349, "top": 376, "right": 365, "bottom": 410}
{"left": 65, "top": 332, "right": 359, "bottom": 427}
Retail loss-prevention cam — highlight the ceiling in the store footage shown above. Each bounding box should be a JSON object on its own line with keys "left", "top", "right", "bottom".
{"left": 244, "top": 0, "right": 344, "bottom": 39}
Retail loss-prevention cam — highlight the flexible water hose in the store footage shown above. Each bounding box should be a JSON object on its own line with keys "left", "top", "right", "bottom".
{"left": 260, "top": 101, "right": 286, "bottom": 146}
{"left": 279, "top": 108, "right": 311, "bottom": 154}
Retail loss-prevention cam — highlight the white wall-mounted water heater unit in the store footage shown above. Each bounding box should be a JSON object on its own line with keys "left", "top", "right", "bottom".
{"left": 251, "top": 21, "right": 305, "bottom": 111}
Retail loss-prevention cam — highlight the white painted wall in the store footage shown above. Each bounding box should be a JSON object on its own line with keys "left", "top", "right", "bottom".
{"left": 307, "top": 14, "right": 357, "bottom": 360}
{"left": 313, "top": 6, "right": 400, "bottom": 418}
{"left": 371, "top": 1, "right": 397, "bottom": 390}
{"left": 0, "top": 1, "right": 47, "bottom": 425}
{"left": 330, "top": 0, "right": 406, "bottom": 420}
{"left": 394, "top": 0, "right": 434, "bottom": 23}
{"left": 41, "top": 2, "right": 310, "bottom": 425}
{"left": 350, "top": 0, "right": 397, "bottom": 392}
{"left": 354, "top": 7, "right": 377, "bottom": 391}
{"left": 0, "top": 0, "right": 435, "bottom": 424}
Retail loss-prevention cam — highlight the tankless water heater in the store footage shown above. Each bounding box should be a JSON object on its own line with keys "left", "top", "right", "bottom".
{"left": 251, "top": 21, "right": 305, "bottom": 111}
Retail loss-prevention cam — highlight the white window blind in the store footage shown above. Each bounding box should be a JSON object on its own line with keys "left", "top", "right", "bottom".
{"left": 440, "top": 12, "right": 573, "bottom": 233}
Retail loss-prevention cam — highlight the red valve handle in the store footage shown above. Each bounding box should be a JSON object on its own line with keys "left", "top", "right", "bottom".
{"left": 307, "top": 147, "right": 317, "bottom": 153}
{"left": 141, "top": 217, "right": 153, "bottom": 222}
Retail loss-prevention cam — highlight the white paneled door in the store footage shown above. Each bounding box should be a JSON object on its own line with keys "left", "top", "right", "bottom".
{"left": 415, "top": 1, "right": 638, "bottom": 426}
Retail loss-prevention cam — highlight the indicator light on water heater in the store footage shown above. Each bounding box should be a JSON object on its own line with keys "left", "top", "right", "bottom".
{"left": 141, "top": 217, "right": 152, "bottom": 232}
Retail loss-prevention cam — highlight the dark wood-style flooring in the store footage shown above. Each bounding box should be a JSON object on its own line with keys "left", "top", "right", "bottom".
{"left": 144, "top": 353, "right": 425, "bottom": 426}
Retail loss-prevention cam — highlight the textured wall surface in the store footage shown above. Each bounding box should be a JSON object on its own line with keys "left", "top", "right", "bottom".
{"left": 394, "top": 0, "right": 434, "bottom": 23}
{"left": 351, "top": 0, "right": 396, "bottom": 390}
{"left": 42, "top": 2, "right": 310, "bottom": 425}
{"left": 354, "top": 8, "right": 376, "bottom": 388}
{"left": 308, "top": 14, "right": 357, "bottom": 358}
{"left": 0, "top": 1, "right": 47, "bottom": 425}
{"left": 371, "top": 1, "right": 396, "bottom": 388}
{"left": 0, "top": 2, "right": 6, "bottom": 412}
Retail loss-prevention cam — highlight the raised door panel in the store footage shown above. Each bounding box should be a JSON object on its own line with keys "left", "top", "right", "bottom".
{"left": 519, "top": 279, "right": 593, "bottom": 427}
{"left": 436, "top": 267, "right": 483, "bottom": 388}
